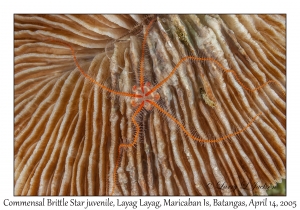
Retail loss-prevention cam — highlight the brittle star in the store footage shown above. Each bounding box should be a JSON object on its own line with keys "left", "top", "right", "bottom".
{"left": 48, "top": 16, "right": 285, "bottom": 196}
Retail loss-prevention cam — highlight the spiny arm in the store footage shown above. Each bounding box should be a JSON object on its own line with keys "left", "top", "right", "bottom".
{"left": 139, "top": 18, "right": 156, "bottom": 93}
{"left": 148, "top": 100, "right": 262, "bottom": 143}
{"left": 48, "top": 39, "right": 139, "bottom": 98}
{"left": 110, "top": 101, "right": 144, "bottom": 195}
{"left": 146, "top": 56, "right": 285, "bottom": 97}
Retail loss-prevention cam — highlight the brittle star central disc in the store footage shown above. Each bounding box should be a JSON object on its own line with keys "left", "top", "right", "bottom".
{"left": 130, "top": 81, "right": 160, "bottom": 110}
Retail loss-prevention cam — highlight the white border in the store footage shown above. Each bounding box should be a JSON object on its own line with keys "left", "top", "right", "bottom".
{"left": 1, "top": 0, "right": 299, "bottom": 209}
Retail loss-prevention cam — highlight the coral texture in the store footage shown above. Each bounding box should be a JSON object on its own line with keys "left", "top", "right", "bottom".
{"left": 14, "top": 14, "right": 286, "bottom": 195}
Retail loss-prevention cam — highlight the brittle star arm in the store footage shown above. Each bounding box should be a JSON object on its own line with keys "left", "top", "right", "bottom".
{"left": 147, "top": 100, "right": 262, "bottom": 143}
{"left": 48, "top": 39, "right": 140, "bottom": 98}
{"left": 139, "top": 18, "right": 156, "bottom": 93}
{"left": 146, "top": 56, "right": 285, "bottom": 97}
{"left": 207, "top": 58, "right": 286, "bottom": 96}
{"left": 110, "top": 101, "right": 145, "bottom": 195}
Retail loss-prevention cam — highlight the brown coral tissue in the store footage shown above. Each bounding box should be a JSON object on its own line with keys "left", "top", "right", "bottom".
{"left": 14, "top": 14, "right": 286, "bottom": 196}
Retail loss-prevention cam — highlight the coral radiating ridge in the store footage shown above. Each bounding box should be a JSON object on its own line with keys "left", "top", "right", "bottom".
{"left": 14, "top": 14, "right": 286, "bottom": 195}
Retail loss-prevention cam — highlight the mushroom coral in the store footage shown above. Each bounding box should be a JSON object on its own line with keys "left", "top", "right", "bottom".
{"left": 14, "top": 14, "right": 286, "bottom": 195}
